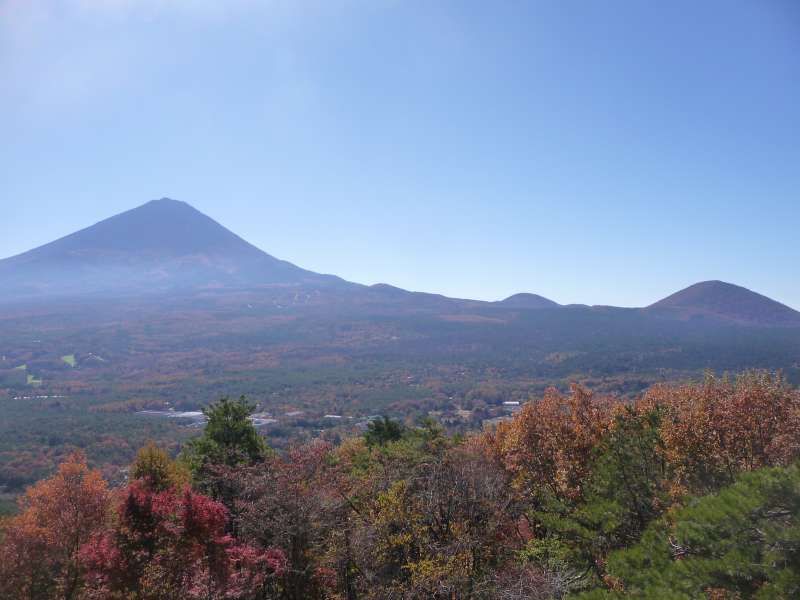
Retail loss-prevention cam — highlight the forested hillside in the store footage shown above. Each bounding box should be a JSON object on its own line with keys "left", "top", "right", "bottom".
{"left": 2, "top": 371, "right": 798, "bottom": 599}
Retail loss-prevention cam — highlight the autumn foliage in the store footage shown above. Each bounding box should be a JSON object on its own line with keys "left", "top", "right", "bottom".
{"left": 80, "top": 482, "right": 285, "bottom": 599}
{"left": 490, "top": 384, "right": 613, "bottom": 503}
{"left": 643, "top": 371, "right": 800, "bottom": 496}
{"left": 0, "top": 452, "right": 109, "bottom": 599}
{"left": 0, "top": 445, "right": 283, "bottom": 600}
{"left": 2, "top": 372, "right": 800, "bottom": 598}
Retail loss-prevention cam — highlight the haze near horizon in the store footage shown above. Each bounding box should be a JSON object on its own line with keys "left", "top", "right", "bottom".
{"left": 2, "top": 1, "right": 799, "bottom": 307}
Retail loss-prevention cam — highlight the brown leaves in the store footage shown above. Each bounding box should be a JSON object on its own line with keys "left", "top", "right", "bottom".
{"left": 643, "top": 372, "right": 800, "bottom": 496}
{"left": 491, "top": 384, "right": 613, "bottom": 503}
{"left": 488, "top": 372, "right": 800, "bottom": 506}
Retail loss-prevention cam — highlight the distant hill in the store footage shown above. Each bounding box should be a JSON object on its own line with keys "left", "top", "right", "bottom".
{"left": 497, "top": 293, "right": 559, "bottom": 309}
{"left": 646, "top": 280, "right": 800, "bottom": 327}
{"left": 0, "top": 198, "right": 344, "bottom": 299}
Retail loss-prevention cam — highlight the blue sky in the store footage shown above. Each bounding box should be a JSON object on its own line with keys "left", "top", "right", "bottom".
{"left": 2, "top": 1, "right": 799, "bottom": 307}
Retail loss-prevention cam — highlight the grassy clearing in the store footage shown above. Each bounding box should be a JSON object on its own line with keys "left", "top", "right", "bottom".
{"left": 27, "top": 374, "right": 42, "bottom": 386}
{"left": 14, "top": 364, "right": 27, "bottom": 371}
{"left": 61, "top": 354, "right": 77, "bottom": 367}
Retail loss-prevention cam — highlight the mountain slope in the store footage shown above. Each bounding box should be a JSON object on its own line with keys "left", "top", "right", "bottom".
{"left": 0, "top": 198, "right": 343, "bottom": 298}
{"left": 646, "top": 280, "right": 800, "bottom": 326}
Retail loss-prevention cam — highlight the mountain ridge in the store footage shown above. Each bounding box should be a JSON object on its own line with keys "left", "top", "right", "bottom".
{"left": 1, "top": 200, "right": 797, "bottom": 327}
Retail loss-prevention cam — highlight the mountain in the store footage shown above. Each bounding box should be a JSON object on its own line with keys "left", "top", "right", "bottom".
{"left": 0, "top": 198, "right": 344, "bottom": 299}
{"left": 497, "top": 293, "right": 559, "bottom": 310}
{"left": 2, "top": 200, "right": 798, "bottom": 329}
{"left": 646, "top": 280, "right": 800, "bottom": 326}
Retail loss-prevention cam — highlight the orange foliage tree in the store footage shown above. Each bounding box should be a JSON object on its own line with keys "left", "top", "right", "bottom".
{"left": 489, "top": 384, "right": 614, "bottom": 505}
{"left": 642, "top": 371, "right": 800, "bottom": 496}
{"left": 0, "top": 452, "right": 110, "bottom": 600}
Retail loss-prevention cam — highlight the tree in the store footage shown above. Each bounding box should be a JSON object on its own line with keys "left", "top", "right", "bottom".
{"left": 364, "top": 416, "right": 404, "bottom": 447}
{"left": 644, "top": 371, "right": 800, "bottom": 497}
{"left": 0, "top": 452, "right": 110, "bottom": 600}
{"left": 340, "top": 437, "right": 520, "bottom": 599}
{"left": 237, "top": 440, "right": 341, "bottom": 600}
{"left": 529, "top": 406, "right": 670, "bottom": 578}
{"left": 183, "top": 396, "right": 267, "bottom": 474}
{"left": 577, "top": 464, "right": 800, "bottom": 599}
{"left": 489, "top": 385, "right": 613, "bottom": 505}
{"left": 131, "top": 442, "right": 189, "bottom": 492}
{"left": 492, "top": 562, "right": 583, "bottom": 600}
{"left": 401, "top": 440, "right": 521, "bottom": 598}
{"left": 80, "top": 481, "right": 285, "bottom": 599}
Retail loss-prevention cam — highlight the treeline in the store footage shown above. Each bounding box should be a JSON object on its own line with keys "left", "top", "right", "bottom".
{"left": 1, "top": 372, "right": 799, "bottom": 598}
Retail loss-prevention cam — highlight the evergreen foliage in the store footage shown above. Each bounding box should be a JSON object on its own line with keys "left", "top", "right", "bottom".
{"left": 182, "top": 396, "right": 267, "bottom": 473}
{"left": 364, "top": 416, "right": 405, "bottom": 447}
{"left": 577, "top": 464, "right": 800, "bottom": 598}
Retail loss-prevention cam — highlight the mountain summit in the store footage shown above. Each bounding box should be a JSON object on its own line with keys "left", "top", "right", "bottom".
{"left": 0, "top": 198, "right": 339, "bottom": 298}
{"left": 646, "top": 280, "right": 800, "bottom": 326}
{"left": 497, "top": 293, "right": 559, "bottom": 309}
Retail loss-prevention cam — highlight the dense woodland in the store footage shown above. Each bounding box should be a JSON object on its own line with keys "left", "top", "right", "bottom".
{"left": 2, "top": 371, "right": 799, "bottom": 599}
{"left": 3, "top": 290, "right": 800, "bottom": 498}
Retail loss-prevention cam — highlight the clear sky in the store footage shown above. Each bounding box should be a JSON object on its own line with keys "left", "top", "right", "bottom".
{"left": 2, "top": 1, "right": 799, "bottom": 308}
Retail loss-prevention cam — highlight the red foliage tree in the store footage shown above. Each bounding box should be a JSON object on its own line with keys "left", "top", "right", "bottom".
{"left": 237, "top": 440, "right": 341, "bottom": 600}
{"left": 80, "top": 481, "right": 286, "bottom": 599}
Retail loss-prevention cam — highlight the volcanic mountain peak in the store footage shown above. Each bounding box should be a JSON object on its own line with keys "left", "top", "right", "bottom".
{"left": 30, "top": 198, "right": 265, "bottom": 258}
{"left": 647, "top": 280, "right": 800, "bottom": 326}
{"left": 0, "top": 198, "right": 339, "bottom": 299}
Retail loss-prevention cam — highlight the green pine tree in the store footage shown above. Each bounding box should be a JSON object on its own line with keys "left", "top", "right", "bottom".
{"left": 182, "top": 395, "right": 267, "bottom": 473}
{"left": 575, "top": 464, "right": 800, "bottom": 598}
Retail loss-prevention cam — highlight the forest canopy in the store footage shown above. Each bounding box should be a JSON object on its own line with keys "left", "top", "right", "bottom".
{"left": 1, "top": 371, "right": 799, "bottom": 599}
